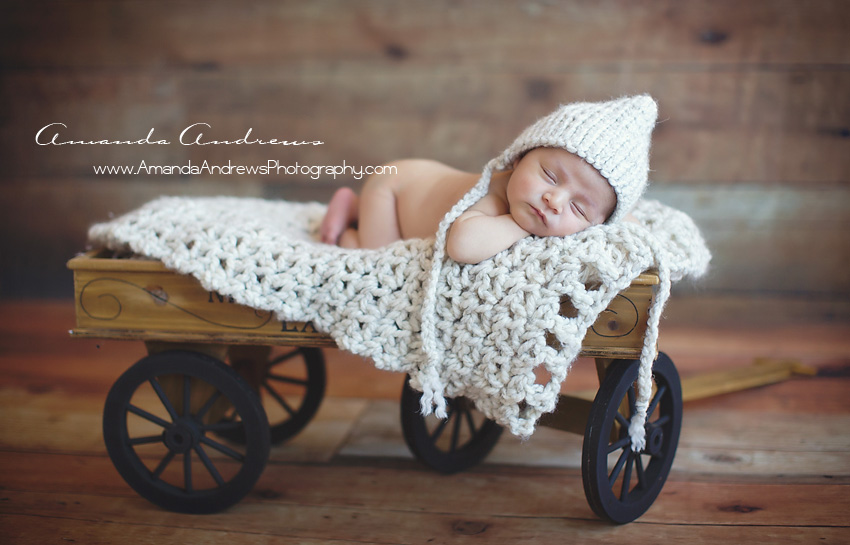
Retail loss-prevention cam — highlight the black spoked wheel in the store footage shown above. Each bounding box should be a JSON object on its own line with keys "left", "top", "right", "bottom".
{"left": 103, "top": 350, "right": 270, "bottom": 514}
{"left": 221, "top": 347, "right": 326, "bottom": 445}
{"left": 400, "top": 376, "right": 503, "bottom": 474}
{"left": 581, "top": 352, "right": 682, "bottom": 524}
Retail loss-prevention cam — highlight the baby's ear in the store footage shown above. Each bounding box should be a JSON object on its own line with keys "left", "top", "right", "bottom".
{"left": 510, "top": 150, "right": 531, "bottom": 169}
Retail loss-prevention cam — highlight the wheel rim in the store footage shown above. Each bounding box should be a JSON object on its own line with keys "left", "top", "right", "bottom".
{"left": 582, "top": 353, "right": 682, "bottom": 523}
{"left": 103, "top": 351, "right": 270, "bottom": 514}
{"left": 400, "top": 376, "right": 503, "bottom": 474}
{"left": 219, "top": 347, "right": 325, "bottom": 445}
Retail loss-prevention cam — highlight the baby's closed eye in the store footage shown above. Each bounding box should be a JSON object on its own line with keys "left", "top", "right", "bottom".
{"left": 571, "top": 201, "right": 589, "bottom": 221}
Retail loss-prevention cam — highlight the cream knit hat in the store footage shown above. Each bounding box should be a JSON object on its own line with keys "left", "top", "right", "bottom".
{"left": 494, "top": 95, "right": 658, "bottom": 223}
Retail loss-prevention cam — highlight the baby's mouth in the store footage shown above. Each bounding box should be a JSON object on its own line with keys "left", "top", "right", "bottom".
{"left": 532, "top": 205, "right": 547, "bottom": 225}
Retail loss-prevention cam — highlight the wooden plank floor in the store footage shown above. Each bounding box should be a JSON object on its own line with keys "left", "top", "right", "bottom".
{"left": 1, "top": 300, "right": 848, "bottom": 544}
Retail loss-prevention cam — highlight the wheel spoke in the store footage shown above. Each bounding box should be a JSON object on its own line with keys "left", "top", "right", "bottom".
{"left": 654, "top": 415, "right": 671, "bottom": 428}
{"left": 151, "top": 450, "right": 176, "bottom": 480}
{"left": 449, "top": 410, "right": 462, "bottom": 453}
{"left": 429, "top": 405, "right": 454, "bottom": 443}
{"left": 608, "top": 447, "right": 629, "bottom": 488}
{"left": 464, "top": 407, "right": 478, "bottom": 437}
{"left": 268, "top": 349, "right": 302, "bottom": 368}
{"left": 634, "top": 453, "right": 647, "bottom": 490}
{"left": 194, "top": 444, "right": 225, "bottom": 487}
{"left": 620, "top": 452, "right": 634, "bottom": 501}
{"left": 195, "top": 390, "right": 223, "bottom": 422}
{"left": 607, "top": 436, "right": 631, "bottom": 454}
{"left": 262, "top": 380, "right": 296, "bottom": 417}
{"left": 128, "top": 403, "right": 171, "bottom": 429}
{"left": 183, "top": 451, "right": 193, "bottom": 493}
{"left": 627, "top": 385, "right": 636, "bottom": 418}
{"left": 149, "top": 377, "right": 179, "bottom": 422}
{"left": 267, "top": 373, "right": 309, "bottom": 387}
{"left": 200, "top": 435, "right": 246, "bottom": 463}
{"left": 129, "top": 434, "right": 164, "bottom": 446}
{"left": 646, "top": 385, "right": 667, "bottom": 417}
{"left": 614, "top": 411, "right": 629, "bottom": 429}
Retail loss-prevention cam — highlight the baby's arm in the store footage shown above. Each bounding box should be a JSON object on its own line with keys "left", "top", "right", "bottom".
{"left": 446, "top": 194, "right": 530, "bottom": 264}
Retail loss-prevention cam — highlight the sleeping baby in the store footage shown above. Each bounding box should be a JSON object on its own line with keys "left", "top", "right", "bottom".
{"left": 320, "top": 94, "right": 658, "bottom": 264}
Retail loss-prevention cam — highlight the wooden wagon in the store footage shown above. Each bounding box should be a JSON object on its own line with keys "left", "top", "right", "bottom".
{"left": 69, "top": 249, "right": 682, "bottom": 523}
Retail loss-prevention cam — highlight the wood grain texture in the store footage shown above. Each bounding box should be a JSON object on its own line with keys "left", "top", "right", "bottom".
{"left": 3, "top": 1, "right": 848, "bottom": 68}
{"left": 0, "top": 300, "right": 848, "bottom": 543}
{"left": 1, "top": 0, "right": 849, "bottom": 317}
{"left": 5, "top": 70, "right": 848, "bottom": 183}
{"left": 67, "top": 252, "right": 660, "bottom": 356}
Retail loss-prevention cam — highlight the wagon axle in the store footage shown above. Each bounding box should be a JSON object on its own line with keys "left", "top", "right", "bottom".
{"left": 643, "top": 421, "right": 665, "bottom": 457}
{"left": 161, "top": 420, "right": 200, "bottom": 454}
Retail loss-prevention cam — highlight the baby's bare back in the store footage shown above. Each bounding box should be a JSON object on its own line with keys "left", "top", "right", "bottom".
{"left": 391, "top": 159, "right": 480, "bottom": 240}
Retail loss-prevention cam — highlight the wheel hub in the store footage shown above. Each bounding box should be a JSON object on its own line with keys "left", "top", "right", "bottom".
{"left": 643, "top": 422, "right": 664, "bottom": 456}
{"left": 163, "top": 419, "right": 201, "bottom": 453}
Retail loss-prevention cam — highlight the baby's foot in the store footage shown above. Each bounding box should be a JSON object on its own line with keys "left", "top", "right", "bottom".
{"left": 320, "top": 187, "right": 358, "bottom": 244}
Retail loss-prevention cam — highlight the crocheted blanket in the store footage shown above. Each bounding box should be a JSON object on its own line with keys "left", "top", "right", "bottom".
{"left": 88, "top": 196, "right": 710, "bottom": 445}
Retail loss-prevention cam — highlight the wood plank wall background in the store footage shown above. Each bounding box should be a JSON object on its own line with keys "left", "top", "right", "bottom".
{"left": 1, "top": 0, "right": 848, "bottom": 324}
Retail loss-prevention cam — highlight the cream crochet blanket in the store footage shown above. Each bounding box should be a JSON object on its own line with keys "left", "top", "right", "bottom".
{"left": 88, "top": 195, "right": 709, "bottom": 449}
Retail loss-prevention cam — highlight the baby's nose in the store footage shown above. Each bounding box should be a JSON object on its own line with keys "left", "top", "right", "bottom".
{"left": 544, "top": 192, "right": 563, "bottom": 214}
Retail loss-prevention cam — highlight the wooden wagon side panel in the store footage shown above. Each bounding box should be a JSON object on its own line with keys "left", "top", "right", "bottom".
{"left": 68, "top": 252, "right": 335, "bottom": 347}
{"left": 581, "top": 282, "right": 655, "bottom": 359}
{"left": 68, "top": 252, "right": 657, "bottom": 357}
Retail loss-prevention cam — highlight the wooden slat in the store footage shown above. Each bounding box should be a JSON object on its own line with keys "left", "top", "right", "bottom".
{"left": 4, "top": 488, "right": 841, "bottom": 543}
{"left": 0, "top": 515, "right": 366, "bottom": 545}
{"left": 6, "top": 70, "right": 849, "bottom": 184}
{"left": 339, "top": 398, "right": 850, "bottom": 477}
{"left": 2, "top": 475, "right": 848, "bottom": 540}
{"left": 663, "top": 294, "right": 850, "bottom": 327}
{"left": 680, "top": 358, "right": 816, "bottom": 402}
{"left": 0, "top": 450, "right": 848, "bottom": 527}
{"left": 3, "top": 0, "right": 848, "bottom": 69}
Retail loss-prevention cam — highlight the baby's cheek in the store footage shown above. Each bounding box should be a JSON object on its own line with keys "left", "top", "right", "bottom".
{"left": 559, "top": 218, "right": 585, "bottom": 238}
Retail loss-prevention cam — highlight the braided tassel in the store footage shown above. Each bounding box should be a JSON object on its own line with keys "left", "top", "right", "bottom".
{"left": 628, "top": 259, "right": 671, "bottom": 452}
{"left": 417, "top": 160, "right": 497, "bottom": 417}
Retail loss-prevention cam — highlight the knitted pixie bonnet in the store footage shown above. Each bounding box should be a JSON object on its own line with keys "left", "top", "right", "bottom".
{"left": 494, "top": 94, "right": 658, "bottom": 223}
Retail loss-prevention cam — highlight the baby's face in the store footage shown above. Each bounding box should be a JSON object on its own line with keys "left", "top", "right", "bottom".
{"left": 506, "top": 147, "right": 616, "bottom": 238}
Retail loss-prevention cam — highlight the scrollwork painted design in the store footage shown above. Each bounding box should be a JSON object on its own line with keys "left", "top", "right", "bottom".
{"left": 79, "top": 277, "right": 273, "bottom": 330}
{"left": 590, "top": 294, "right": 639, "bottom": 338}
